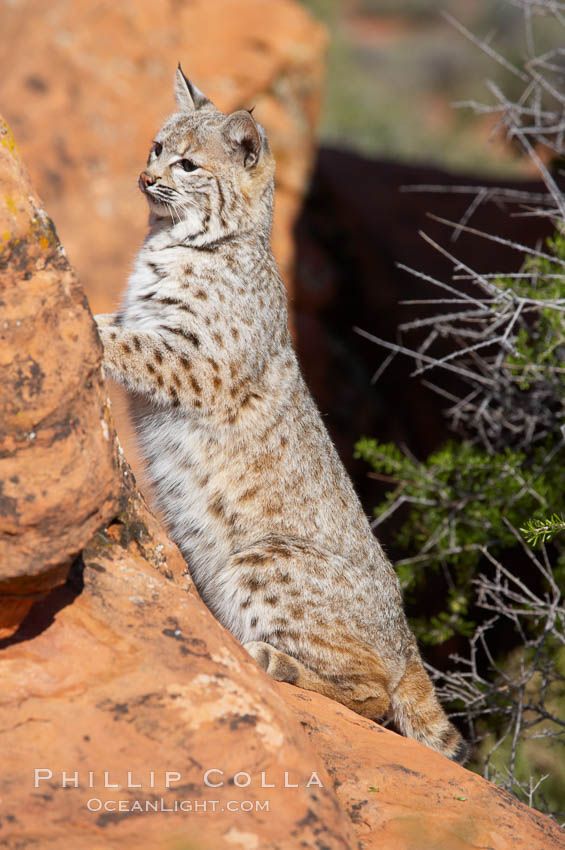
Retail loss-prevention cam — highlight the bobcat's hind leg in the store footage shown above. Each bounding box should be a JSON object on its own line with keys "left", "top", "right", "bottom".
{"left": 245, "top": 641, "right": 302, "bottom": 684}
{"left": 244, "top": 640, "right": 390, "bottom": 719}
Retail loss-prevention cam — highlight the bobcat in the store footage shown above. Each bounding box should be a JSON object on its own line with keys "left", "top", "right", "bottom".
{"left": 95, "top": 66, "right": 467, "bottom": 762}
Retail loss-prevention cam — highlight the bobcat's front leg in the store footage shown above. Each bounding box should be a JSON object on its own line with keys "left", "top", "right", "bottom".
{"left": 94, "top": 312, "right": 117, "bottom": 328}
{"left": 94, "top": 316, "right": 202, "bottom": 410}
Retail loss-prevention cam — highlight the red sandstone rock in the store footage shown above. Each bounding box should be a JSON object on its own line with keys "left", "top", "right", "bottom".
{"left": 280, "top": 685, "right": 565, "bottom": 850}
{"left": 0, "top": 117, "right": 120, "bottom": 638}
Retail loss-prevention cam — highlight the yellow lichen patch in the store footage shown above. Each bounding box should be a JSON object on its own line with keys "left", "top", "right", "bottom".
{"left": 4, "top": 195, "right": 18, "bottom": 216}
{"left": 0, "top": 236, "right": 20, "bottom": 259}
{"left": 0, "top": 121, "right": 22, "bottom": 162}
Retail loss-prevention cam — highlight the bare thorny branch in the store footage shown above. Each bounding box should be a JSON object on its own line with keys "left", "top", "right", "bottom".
{"left": 359, "top": 0, "right": 565, "bottom": 821}
{"left": 359, "top": 36, "right": 565, "bottom": 453}
{"left": 427, "top": 539, "right": 565, "bottom": 817}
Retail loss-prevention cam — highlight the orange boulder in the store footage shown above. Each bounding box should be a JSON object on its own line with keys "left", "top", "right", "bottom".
{"left": 281, "top": 685, "right": 565, "bottom": 850}
{"left": 0, "top": 117, "right": 120, "bottom": 637}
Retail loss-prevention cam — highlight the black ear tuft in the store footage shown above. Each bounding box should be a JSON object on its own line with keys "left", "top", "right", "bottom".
{"left": 222, "top": 110, "right": 262, "bottom": 168}
{"left": 174, "top": 64, "right": 212, "bottom": 112}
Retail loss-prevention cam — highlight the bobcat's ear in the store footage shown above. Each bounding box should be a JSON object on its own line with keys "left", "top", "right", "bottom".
{"left": 222, "top": 110, "right": 263, "bottom": 168}
{"left": 174, "top": 64, "right": 212, "bottom": 111}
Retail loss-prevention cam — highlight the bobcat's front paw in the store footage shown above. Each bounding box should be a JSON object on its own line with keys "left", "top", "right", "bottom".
{"left": 93, "top": 319, "right": 120, "bottom": 380}
{"left": 94, "top": 313, "right": 117, "bottom": 329}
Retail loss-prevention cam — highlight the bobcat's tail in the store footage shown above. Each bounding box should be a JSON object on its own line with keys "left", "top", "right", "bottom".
{"left": 390, "top": 651, "right": 468, "bottom": 763}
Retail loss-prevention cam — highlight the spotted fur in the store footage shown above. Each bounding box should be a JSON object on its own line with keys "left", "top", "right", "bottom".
{"left": 95, "top": 66, "right": 467, "bottom": 762}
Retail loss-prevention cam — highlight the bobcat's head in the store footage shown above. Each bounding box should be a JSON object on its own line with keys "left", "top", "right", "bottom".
{"left": 139, "top": 65, "right": 275, "bottom": 245}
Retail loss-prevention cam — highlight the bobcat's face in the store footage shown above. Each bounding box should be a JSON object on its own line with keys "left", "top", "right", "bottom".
{"left": 139, "top": 66, "right": 274, "bottom": 243}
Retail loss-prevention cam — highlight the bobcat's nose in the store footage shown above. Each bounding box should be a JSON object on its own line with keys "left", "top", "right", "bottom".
{"left": 139, "top": 171, "right": 156, "bottom": 190}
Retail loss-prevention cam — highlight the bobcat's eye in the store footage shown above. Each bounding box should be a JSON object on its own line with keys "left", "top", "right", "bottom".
{"left": 148, "top": 142, "right": 162, "bottom": 164}
{"left": 178, "top": 158, "right": 198, "bottom": 172}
